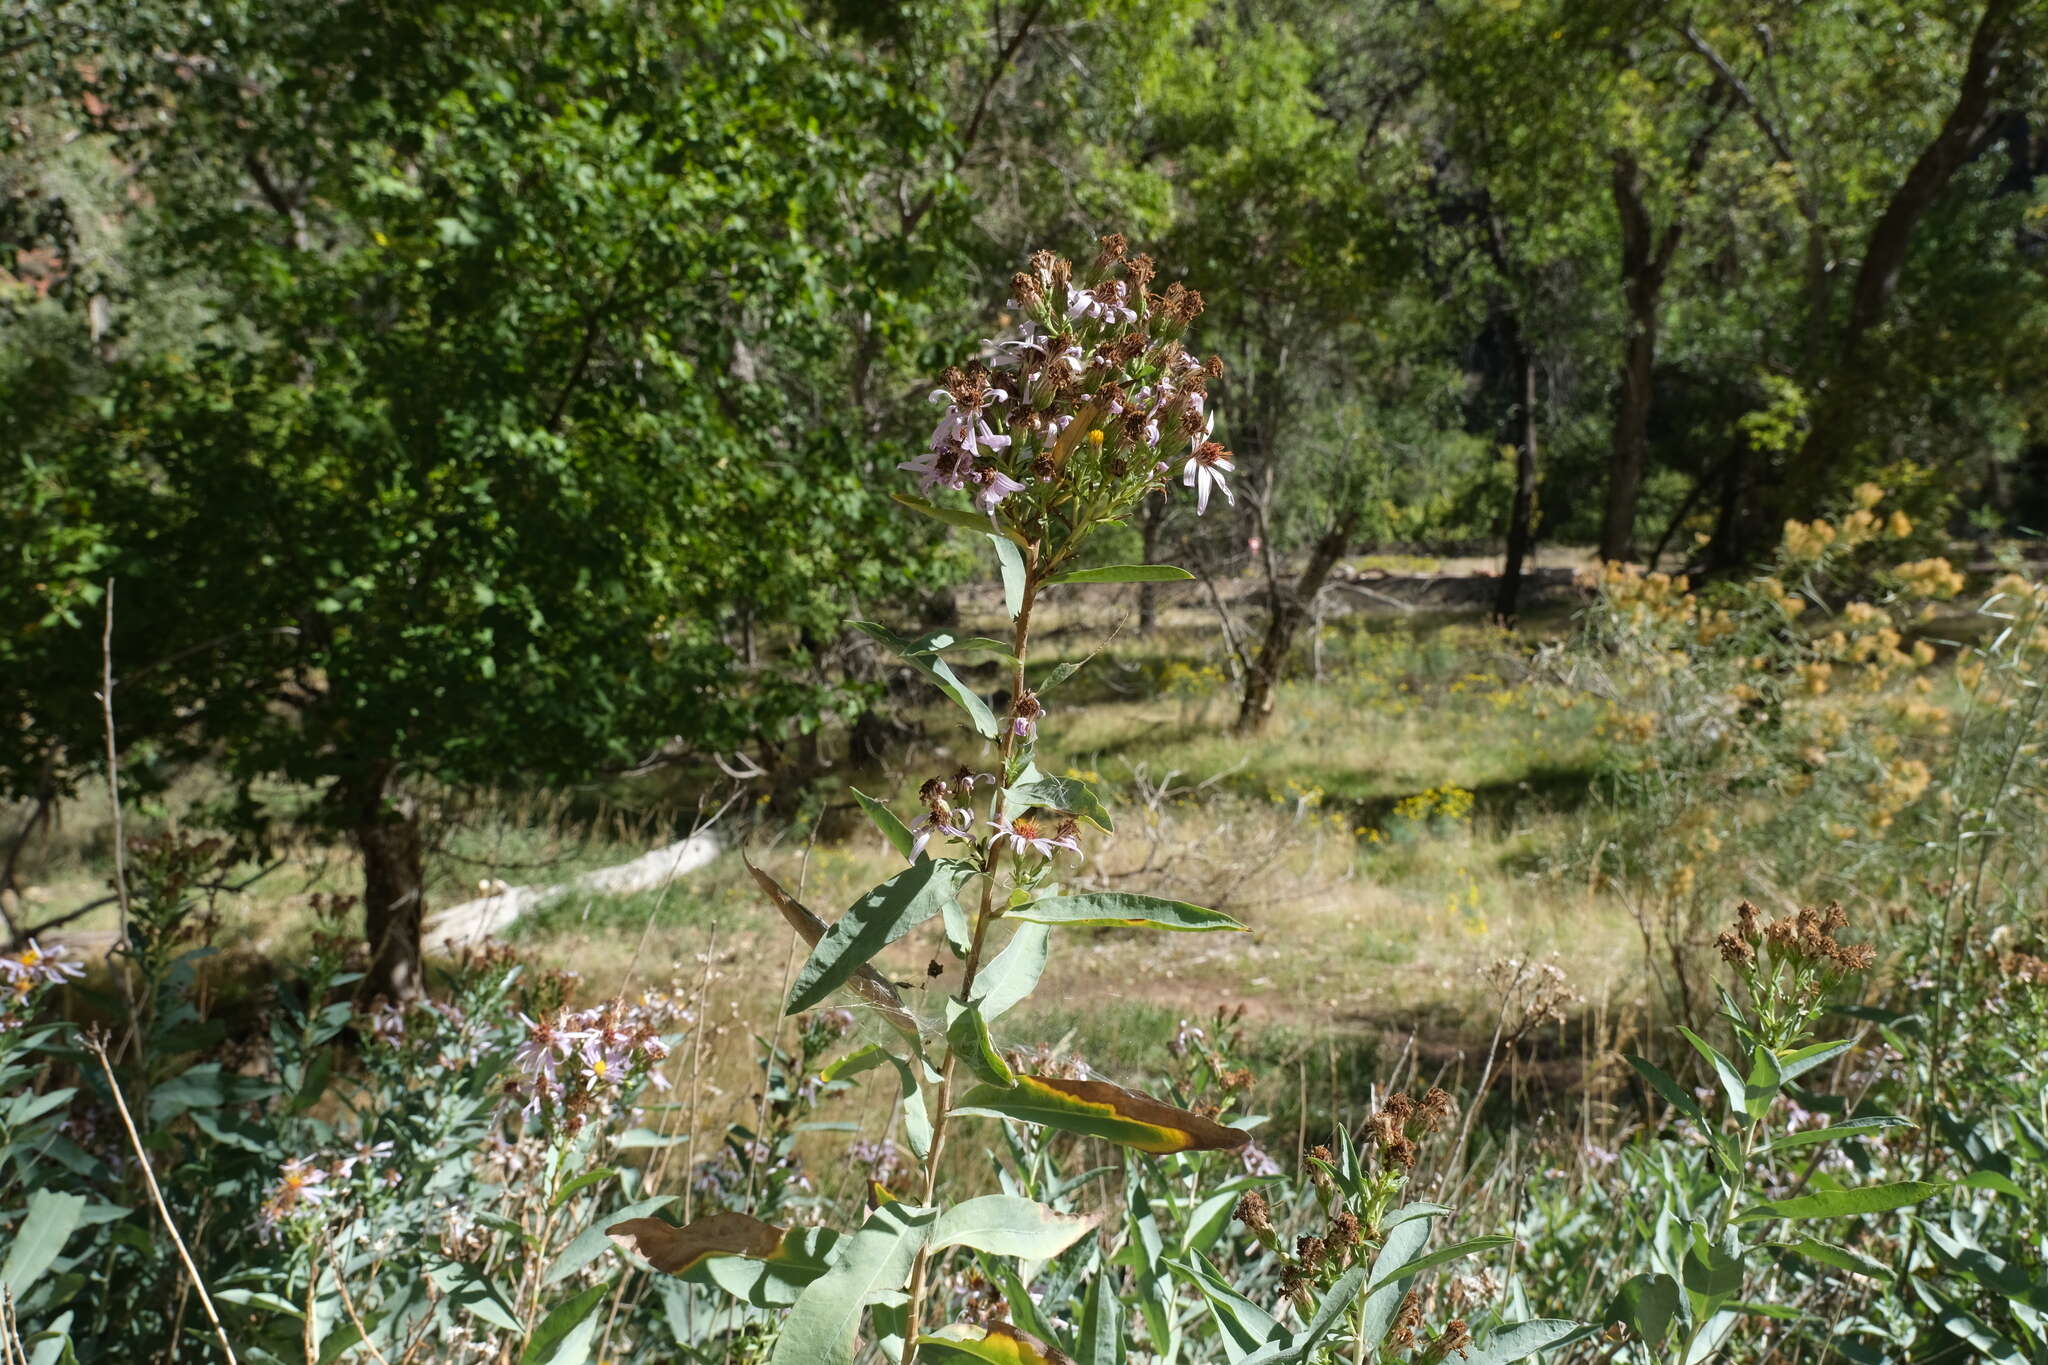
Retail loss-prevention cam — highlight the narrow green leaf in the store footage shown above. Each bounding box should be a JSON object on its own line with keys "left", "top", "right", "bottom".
{"left": 1679, "top": 1026, "right": 1764, "bottom": 1116}
{"left": 972, "top": 921, "right": 1049, "bottom": 1022}
{"left": 786, "top": 859, "right": 971, "bottom": 1014}
{"left": 929, "top": 1195, "right": 1097, "bottom": 1260}
{"left": 895, "top": 491, "right": 1024, "bottom": 543}
{"left": 821, "top": 1044, "right": 932, "bottom": 1160}
{"left": 1456, "top": 1321, "right": 1598, "bottom": 1365}
{"left": 1738, "top": 1180, "right": 1943, "bottom": 1223}
{"left": 1366, "top": 1235, "right": 1514, "bottom": 1295}
{"left": 1009, "top": 893, "right": 1244, "bottom": 933}
{"left": 851, "top": 788, "right": 916, "bottom": 861}
{"left": 850, "top": 620, "right": 998, "bottom": 737}
{"left": 1777, "top": 1237, "right": 1892, "bottom": 1280}
{"left": 1626, "top": 1054, "right": 1706, "bottom": 1125}
{"left": 1005, "top": 769, "right": 1114, "bottom": 832}
{"left": 1774, "top": 1038, "right": 1854, "bottom": 1085}
{"left": 1763, "top": 1115, "right": 1914, "bottom": 1155}
{"left": 1240, "top": 1266, "right": 1370, "bottom": 1363}
{"left": 1, "top": 1191, "right": 87, "bottom": 1297}
{"left": 770, "top": 1202, "right": 934, "bottom": 1365}
{"left": 551, "top": 1167, "right": 620, "bottom": 1209}
{"left": 519, "top": 1281, "right": 610, "bottom": 1365}
{"left": 945, "top": 999, "right": 1017, "bottom": 1089}
{"left": 1045, "top": 564, "right": 1194, "bottom": 585}
{"left": 989, "top": 535, "right": 1027, "bottom": 620}
{"left": 1078, "top": 1270, "right": 1120, "bottom": 1365}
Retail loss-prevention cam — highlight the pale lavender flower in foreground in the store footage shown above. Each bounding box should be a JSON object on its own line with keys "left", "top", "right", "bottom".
{"left": 581, "top": 1032, "right": 632, "bottom": 1087}
{"left": 1183, "top": 440, "right": 1235, "bottom": 515}
{"left": 926, "top": 386, "right": 1012, "bottom": 459}
{"left": 972, "top": 466, "right": 1027, "bottom": 519}
{"left": 989, "top": 812, "right": 1082, "bottom": 860}
{"left": 898, "top": 443, "right": 977, "bottom": 496}
{"left": 907, "top": 806, "right": 972, "bottom": 861}
{"left": 515, "top": 1013, "right": 582, "bottom": 1085}
{"left": 2, "top": 939, "right": 85, "bottom": 986}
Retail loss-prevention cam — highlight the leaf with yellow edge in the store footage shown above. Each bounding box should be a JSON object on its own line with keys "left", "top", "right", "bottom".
{"left": 1009, "top": 893, "right": 1244, "bottom": 933}
{"left": 918, "top": 1322, "right": 1075, "bottom": 1364}
{"left": 606, "top": 1211, "right": 786, "bottom": 1275}
{"left": 953, "top": 1074, "right": 1251, "bottom": 1154}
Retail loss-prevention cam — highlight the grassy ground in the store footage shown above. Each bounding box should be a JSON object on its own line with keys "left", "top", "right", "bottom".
{"left": 8, "top": 551, "right": 1644, "bottom": 1128}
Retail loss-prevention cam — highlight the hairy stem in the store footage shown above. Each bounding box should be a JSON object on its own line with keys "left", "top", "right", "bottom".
{"left": 898, "top": 546, "right": 1040, "bottom": 1363}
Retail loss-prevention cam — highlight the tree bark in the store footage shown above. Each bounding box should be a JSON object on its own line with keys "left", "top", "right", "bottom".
{"left": 344, "top": 766, "right": 426, "bottom": 1001}
{"left": 1137, "top": 495, "right": 1166, "bottom": 632}
{"left": 1602, "top": 150, "right": 1676, "bottom": 565}
{"left": 1235, "top": 509, "right": 1359, "bottom": 733}
{"left": 1841, "top": 0, "right": 2018, "bottom": 366}
{"left": 1495, "top": 312, "right": 1540, "bottom": 626}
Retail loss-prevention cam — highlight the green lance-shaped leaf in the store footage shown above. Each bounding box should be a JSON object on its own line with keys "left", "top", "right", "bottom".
{"left": 519, "top": 1281, "right": 610, "bottom": 1365}
{"left": 851, "top": 788, "right": 917, "bottom": 861}
{"left": 747, "top": 857, "right": 919, "bottom": 1040}
{"left": 1358, "top": 1201, "right": 1437, "bottom": 1344}
{"left": 786, "top": 857, "right": 972, "bottom": 1014}
{"left": 1077, "top": 1271, "right": 1121, "bottom": 1365}
{"left": 1, "top": 1190, "right": 87, "bottom": 1297}
{"left": 1762, "top": 1114, "right": 1914, "bottom": 1155}
{"left": 972, "top": 921, "right": 1050, "bottom": 1022}
{"left": 1238, "top": 1265, "right": 1368, "bottom": 1364}
{"left": 1605, "top": 1272, "right": 1680, "bottom": 1348}
{"left": 945, "top": 999, "right": 1017, "bottom": 1089}
{"left": 1775, "top": 1237, "right": 1892, "bottom": 1281}
{"left": 1678, "top": 1027, "right": 1772, "bottom": 1118}
{"left": 1625, "top": 1054, "right": 1707, "bottom": 1126}
{"left": 1165, "top": 1252, "right": 1283, "bottom": 1354}
{"left": 989, "top": 534, "right": 1028, "bottom": 620}
{"left": 606, "top": 1210, "right": 787, "bottom": 1276}
{"left": 821, "top": 1043, "right": 934, "bottom": 1159}
{"left": 850, "top": 619, "right": 999, "bottom": 738}
{"left": 1044, "top": 564, "right": 1194, "bottom": 585}
{"left": 895, "top": 491, "right": 1028, "bottom": 544}
{"left": 1453, "top": 1321, "right": 1600, "bottom": 1365}
{"left": 1365, "top": 1235, "right": 1515, "bottom": 1296}
{"left": 1773, "top": 1038, "right": 1855, "bottom": 1085}
{"left": 1004, "top": 768, "right": 1115, "bottom": 832}
{"left": 1737, "top": 1180, "right": 1944, "bottom": 1223}
{"left": 952, "top": 1074, "right": 1251, "bottom": 1154}
{"left": 1010, "top": 892, "right": 1244, "bottom": 934}
{"left": 918, "top": 1322, "right": 1074, "bottom": 1364}
{"left": 929, "top": 1195, "right": 1100, "bottom": 1260}
{"left": 770, "top": 1200, "right": 935, "bottom": 1365}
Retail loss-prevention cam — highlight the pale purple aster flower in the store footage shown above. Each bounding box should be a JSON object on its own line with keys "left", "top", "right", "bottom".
{"left": 908, "top": 806, "right": 972, "bottom": 861}
{"left": 989, "top": 812, "right": 1082, "bottom": 860}
{"left": 1183, "top": 441, "right": 1235, "bottom": 515}
{"left": 3, "top": 940, "right": 85, "bottom": 986}
{"left": 972, "top": 466, "right": 1027, "bottom": 519}
{"left": 899, "top": 443, "right": 977, "bottom": 496}
{"left": 581, "top": 1032, "right": 632, "bottom": 1087}
{"left": 515, "top": 1013, "right": 581, "bottom": 1085}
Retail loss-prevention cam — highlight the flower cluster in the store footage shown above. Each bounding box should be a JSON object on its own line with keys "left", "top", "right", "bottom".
{"left": 1716, "top": 900, "right": 1874, "bottom": 974}
{"left": 1363, "top": 1088, "right": 1456, "bottom": 1171}
{"left": 902, "top": 237, "right": 1235, "bottom": 541}
{"left": 511, "top": 999, "right": 678, "bottom": 1127}
{"left": 2, "top": 938, "right": 85, "bottom": 1019}
{"left": 909, "top": 768, "right": 991, "bottom": 860}
{"left": 256, "top": 1141, "right": 398, "bottom": 1240}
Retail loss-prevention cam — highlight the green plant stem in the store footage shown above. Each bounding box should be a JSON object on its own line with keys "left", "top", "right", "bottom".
{"left": 897, "top": 549, "right": 1040, "bottom": 1364}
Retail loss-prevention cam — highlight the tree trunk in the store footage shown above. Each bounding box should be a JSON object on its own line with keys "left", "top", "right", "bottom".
{"left": 1235, "top": 510, "right": 1359, "bottom": 733}
{"left": 1603, "top": 151, "right": 1674, "bottom": 566}
{"left": 344, "top": 766, "right": 426, "bottom": 1001}
{"left": 1793, "top": 0, "right": 2018, "bottom": 482}
{"left": 1137, "top": 495, "right": 1166, "bottom": 632}
{"left": 1495, "top": 314, "right": 1540, "bottom": 626}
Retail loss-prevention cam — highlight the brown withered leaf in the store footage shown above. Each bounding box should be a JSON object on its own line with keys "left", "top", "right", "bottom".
{"left": 606, "top": 1210, "right": 787, "bottom": 1275}
{"left": 744, "top": 852, "right": 919, "bottom": 1039}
